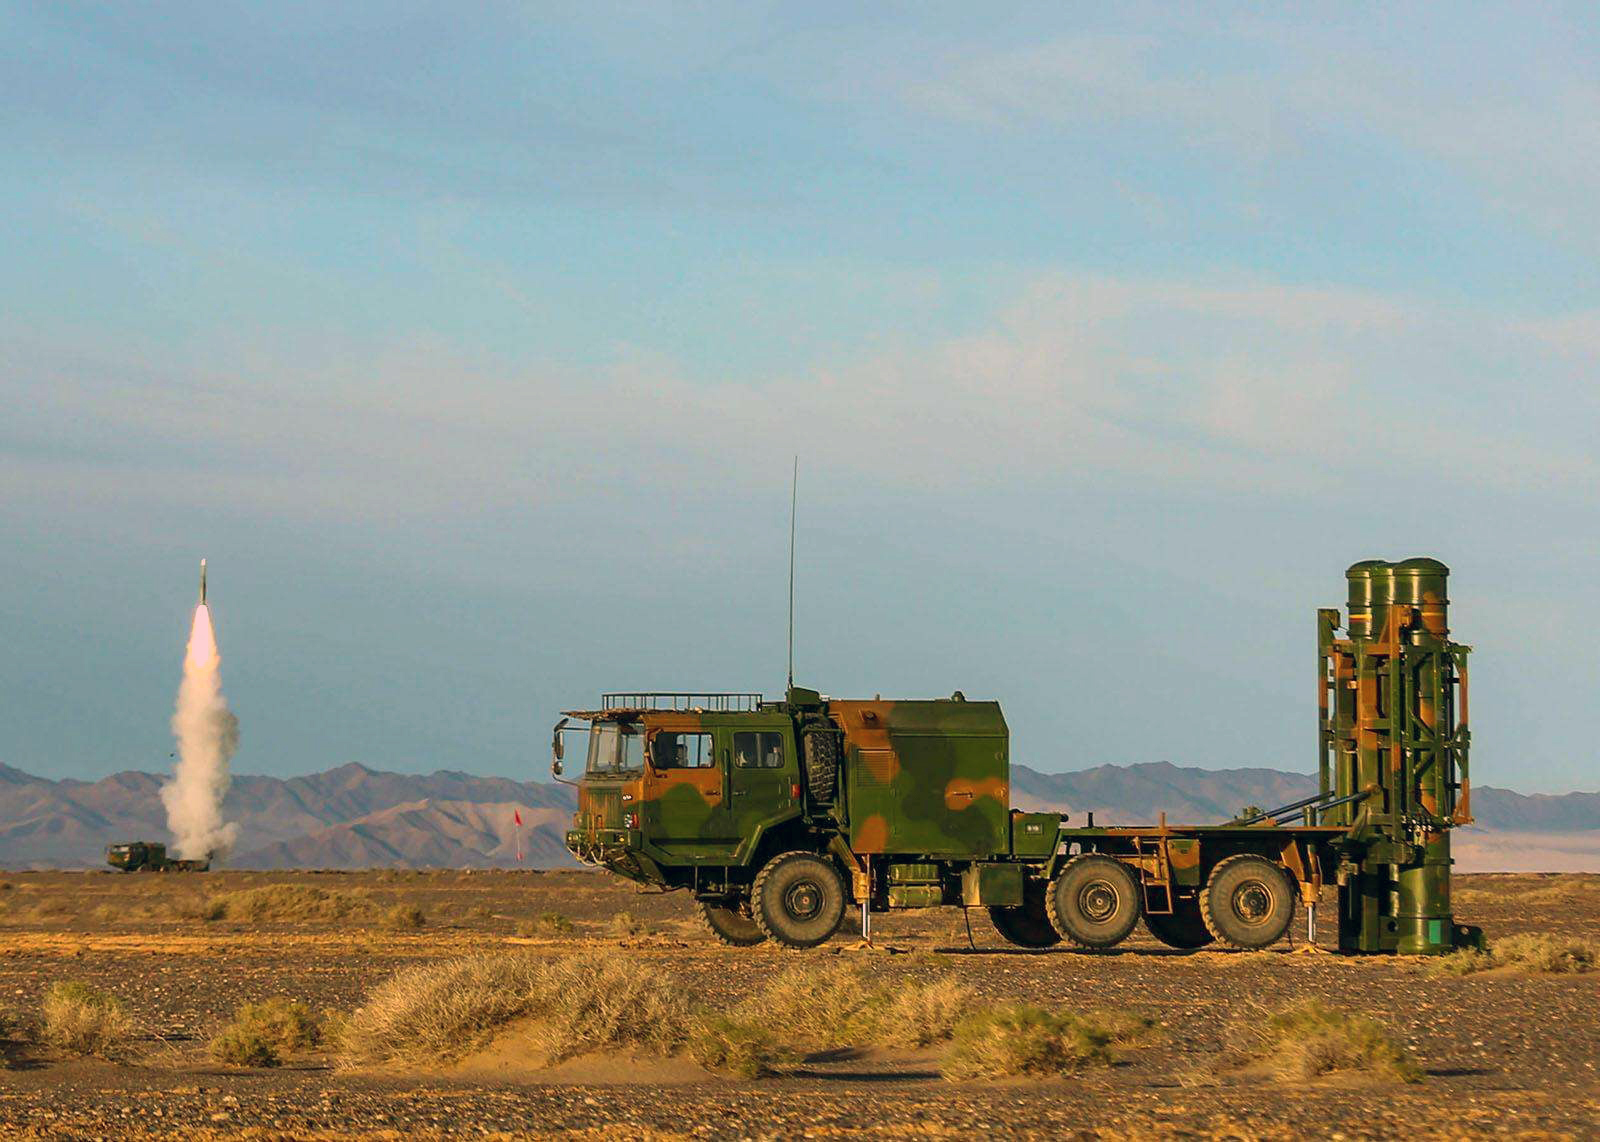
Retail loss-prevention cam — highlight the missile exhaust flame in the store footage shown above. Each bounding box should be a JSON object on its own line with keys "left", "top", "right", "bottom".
{"left": 161, "top": 561, "right": 239, "bottom": 862}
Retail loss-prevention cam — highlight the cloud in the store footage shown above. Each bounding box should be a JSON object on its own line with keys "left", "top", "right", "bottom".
{"left": 5, "top": 269, "right": 1595, "bottom": 526}
{"left": 864, "top": 11, "right": 1600, "bottom": 246}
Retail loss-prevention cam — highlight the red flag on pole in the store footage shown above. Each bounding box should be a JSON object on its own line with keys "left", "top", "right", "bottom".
{"left": 514, "top": 809, "right": 523, "bottom": 826}
{"left": 514, "top": 808, "right": 523, "bottom": 863}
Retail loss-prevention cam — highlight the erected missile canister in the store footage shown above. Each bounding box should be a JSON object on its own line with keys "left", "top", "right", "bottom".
{"left": 1323, "top": 557, "right": 1476, "bottom": 955}
{"left": 1390, "top": 557, "right": 1458, "bottom": 954}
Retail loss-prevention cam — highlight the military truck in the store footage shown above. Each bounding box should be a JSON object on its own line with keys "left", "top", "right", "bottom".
{"left": 557, "top": 558, "right": 1480, "bottom": 955}
{"left": 105, "top": 841, "right": 210, "bottom": 872}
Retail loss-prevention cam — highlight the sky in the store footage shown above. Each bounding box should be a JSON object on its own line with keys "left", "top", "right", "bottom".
{"left": 1, "top": 3, "right": 1597, "bottom": 794}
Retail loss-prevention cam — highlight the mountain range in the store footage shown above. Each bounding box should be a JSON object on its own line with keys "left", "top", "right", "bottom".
{"left": 0, "top": 760, "right": 1594, "bottom": 872}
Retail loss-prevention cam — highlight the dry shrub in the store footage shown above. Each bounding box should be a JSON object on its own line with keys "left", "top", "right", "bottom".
{"left": 608, "top": 911, "right": 651, "bottom": 939}
{"left": 210, "top": 998, "right": 321, "bottom": 1067}
{"left": 1220, "top": 1001, "right": 1419, "bottom": 1083}
{"left": 341, "top": 951, "right": 690, "bottom": 1067}
{"left": 1430, "top": 932, "right": 1598, "bottom": 976}
{"left": 943, "top": 1006, "right": 1121, "bottom": 1079}
{"left": 685, "top": 1015, "right": 794, "bottom": 1078}
{"left": 1084, "top": 1008, "right": 1159, "bottom": 1048}
{"left": 207, "top": 885, "right": 369, "bottom": 924}
{"left": 381, "top": 903, "right": 426, "bottom": 931}
{"left": 40, "top": 981, "right": 136, "bottom": 1058}
{"left": 515, "top": 911, "right": 574, "bottom": 938}
{"left": 1521, "top": 879, "right": 1600, "bottom": 905}
{"left": 0, "top": 1009, "right": 18, "bottom": 1070}
{"left": 169, "top": 895, "right": 227, "bottom": 922}
{"left": 342, "top": 952, "right": 976, "bottom": 1079}
{"left": 733, "top": 962, "right": 972, "bottom": 1050}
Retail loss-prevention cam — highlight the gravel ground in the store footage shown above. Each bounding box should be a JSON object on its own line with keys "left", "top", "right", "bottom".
{"left": 0, "top": 868, "right": 1596, "bottom": 1139}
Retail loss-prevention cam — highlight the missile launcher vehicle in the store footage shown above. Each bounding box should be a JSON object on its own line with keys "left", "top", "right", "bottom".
{"left": 556, "top": 558, "right": 1480, "bottom": 954}
{"left": 105, "top": 841, "right": 210, "bottom": 873}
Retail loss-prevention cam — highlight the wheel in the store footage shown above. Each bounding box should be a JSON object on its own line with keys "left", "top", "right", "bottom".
{"left": 1143, "top": 897, "right": 1215, "bottom": 949}
{"left": 802, "top": 729, "right": 839, "bottom": 802}
{"left": 697, "top": 898, "right": 766, "bottom": 947}
{"left": 752, "top": 851, "right": 847, "bottom": 948}
{"left": 1199, "top": 854, "right": 1296, "bottom": 949}
{"left": 988, "top": 877, "right": 1062, "bottom": 948}
{"left": 1047, "top": 854, "right": 1142, "bottom": 948}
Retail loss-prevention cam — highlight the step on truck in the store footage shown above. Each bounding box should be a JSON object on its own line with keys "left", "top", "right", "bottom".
{"left": 555, "top": 558, "right": 1480, "bottom": 955}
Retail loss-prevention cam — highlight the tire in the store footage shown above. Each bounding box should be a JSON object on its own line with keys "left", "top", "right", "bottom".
{"left": 1047, "top": 854, "right": 1142, "bottom": 949}
{"left": 698, "top": 899, "right": 766, "bottom": 947}
{"left": 1200, "top": 854, "right": 1296, "bottom": 950}
{"left": 802, "top": 729, "right": 839, "bottom": 802}
{"left": 752, "top": 851, "right": 847, "bottom": 948}
{"left": 989, "top": 875, "right": 1063, "bottom": 948}
{"left": 1143, "top": 898, "right": 1215, "bottom": 949}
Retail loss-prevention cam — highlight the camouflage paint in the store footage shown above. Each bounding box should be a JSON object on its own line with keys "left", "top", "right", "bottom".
{"left": 832, "top": 698, "right": 1008, "bottom": 857}
{"left": 1321, "top": 557, "right": 1475, "bottom": 954}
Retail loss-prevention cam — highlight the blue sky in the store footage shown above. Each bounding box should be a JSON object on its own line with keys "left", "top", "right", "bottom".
{"left": 2, "top": 3, "right": 1597, "bottom": 793}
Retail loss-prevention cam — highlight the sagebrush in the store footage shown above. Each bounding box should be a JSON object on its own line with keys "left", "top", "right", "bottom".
{"left": 341, "top": 951, "right": 690, "bottom": 1067}
{"left": 210, "top": 998, "right": 322, "bottom": 1067}
{"left": 1216, "top": 1000, "right": 1419, "bottom": 1083}
{"left": 1429, "top": 933, "right": 1597, "bottom": 976}
{"left": 40, "top": 981, "right": 135, "bottom": 1058}
{"left": 943, "top": 1006, "right": 1146, "bottom": 1079}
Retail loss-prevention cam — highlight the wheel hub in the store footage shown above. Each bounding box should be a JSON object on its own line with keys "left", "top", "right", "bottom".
{"left": 1232, "top": 880, "right": 1275, "bottom": 925}
{"left": 1079, "top": 880, "right": 1119, "bottom": 923}
{"left": 785, "top": 880, "right": 822, "bottom": 920}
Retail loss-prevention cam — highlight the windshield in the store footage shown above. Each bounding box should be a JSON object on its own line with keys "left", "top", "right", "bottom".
{"left": 586, "top": 722, "right": 645, "bottom": 775}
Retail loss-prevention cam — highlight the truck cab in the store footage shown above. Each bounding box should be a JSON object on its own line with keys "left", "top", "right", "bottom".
{"left": 557, "top": 693, "right": 806, "bottom": 886}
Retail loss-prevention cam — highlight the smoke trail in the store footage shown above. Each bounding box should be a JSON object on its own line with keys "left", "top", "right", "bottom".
{"left": 161, "top": 603, "right": 240, "bottom": 860}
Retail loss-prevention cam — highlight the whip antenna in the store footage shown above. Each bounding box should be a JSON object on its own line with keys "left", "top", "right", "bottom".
{"left": 787, "top": 456, "right": 798, "bottom": 693}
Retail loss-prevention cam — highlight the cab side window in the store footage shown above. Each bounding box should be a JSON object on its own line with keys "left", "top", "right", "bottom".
{"left": 735, "top": 731, "right": 786, "bottom": 768}
{"left": 653, "top": 732, "right": 714, "bottom": 769}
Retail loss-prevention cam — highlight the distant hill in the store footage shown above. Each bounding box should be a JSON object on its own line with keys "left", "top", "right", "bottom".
{"left": 0, "top": 759, "right": 1594, "bottom": 871}
{"left": 0, "top": 761, "right": 575, "bottom": 871}
{"left": 1010, "top": 761, "right": 1315, "bottom": 823}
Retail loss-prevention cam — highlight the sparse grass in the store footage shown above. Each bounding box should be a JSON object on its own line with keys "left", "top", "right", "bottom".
{"left": 516, "top": 911, "right": 574, "bottom": 937}
{"left": 40, "top": 981, "right": 136, "bottom": 1059}
{"left": 876, "top": 976, "right": 975, "bottom": 1047}
{"left": 1520, "top": 880, "right": 1600, "bottom": 906}
{"left": 210, "top": 998, "right": 322, "bottom": 1067}
{"left": 943, "top": 1006, "right": 1122, "bottom": 1079}
{"left": 1429, "top": 932, "right": 1598, "bottom": 976}
{"left": 341, "top": 953, "right": 980, "bottom": 1078}
{"left": 608, "top": 911, "right": 651, "bottom": 939}
{"left": 204, "top": 885, "right": 369, "bottom": 924}
{"left": 684, "top": 1015, "right": 793, "bottom": 1078}
{"left": 1217, "top": 1001, "right": 1420, "bottom": 1083}
{"left": 381, "top": 903, "right": 426, "bottom": 931}
{"left": 729, "top": 962, "right": 973, "bottom": 1050}
{"left": 340, "top": 951, "right": 691, "bottom": 1067}
{"left": 0, "top": 1009, "right": 18, "bottom": 1070}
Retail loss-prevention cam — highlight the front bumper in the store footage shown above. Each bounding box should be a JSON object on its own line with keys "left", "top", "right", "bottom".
{"left": 565, "top": 828, "right": 663, "bottom": 885}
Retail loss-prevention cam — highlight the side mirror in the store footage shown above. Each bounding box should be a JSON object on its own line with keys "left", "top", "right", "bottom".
{"left": 551, "top": 718, "right": 569, "bottom": 776}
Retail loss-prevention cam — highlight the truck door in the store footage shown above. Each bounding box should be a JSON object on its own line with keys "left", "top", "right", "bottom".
{"left": 728, "top": 723, "right": 799, "bottom": 839}
{"left": 646, "top": 727, "right": 739, "bottom": 849}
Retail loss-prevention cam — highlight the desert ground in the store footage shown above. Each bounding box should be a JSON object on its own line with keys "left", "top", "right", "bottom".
{"left": 0, "top": 867, "right": 1596, "bottom": 1140}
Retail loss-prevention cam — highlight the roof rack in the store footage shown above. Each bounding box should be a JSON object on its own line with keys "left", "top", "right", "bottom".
{"left": 601, "top": 692, "right": 764, "bottom": 712}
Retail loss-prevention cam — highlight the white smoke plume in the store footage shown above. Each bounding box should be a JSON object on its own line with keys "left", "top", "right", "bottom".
{"left": 162, "top": 603, "right": 240, "bottom": 860}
